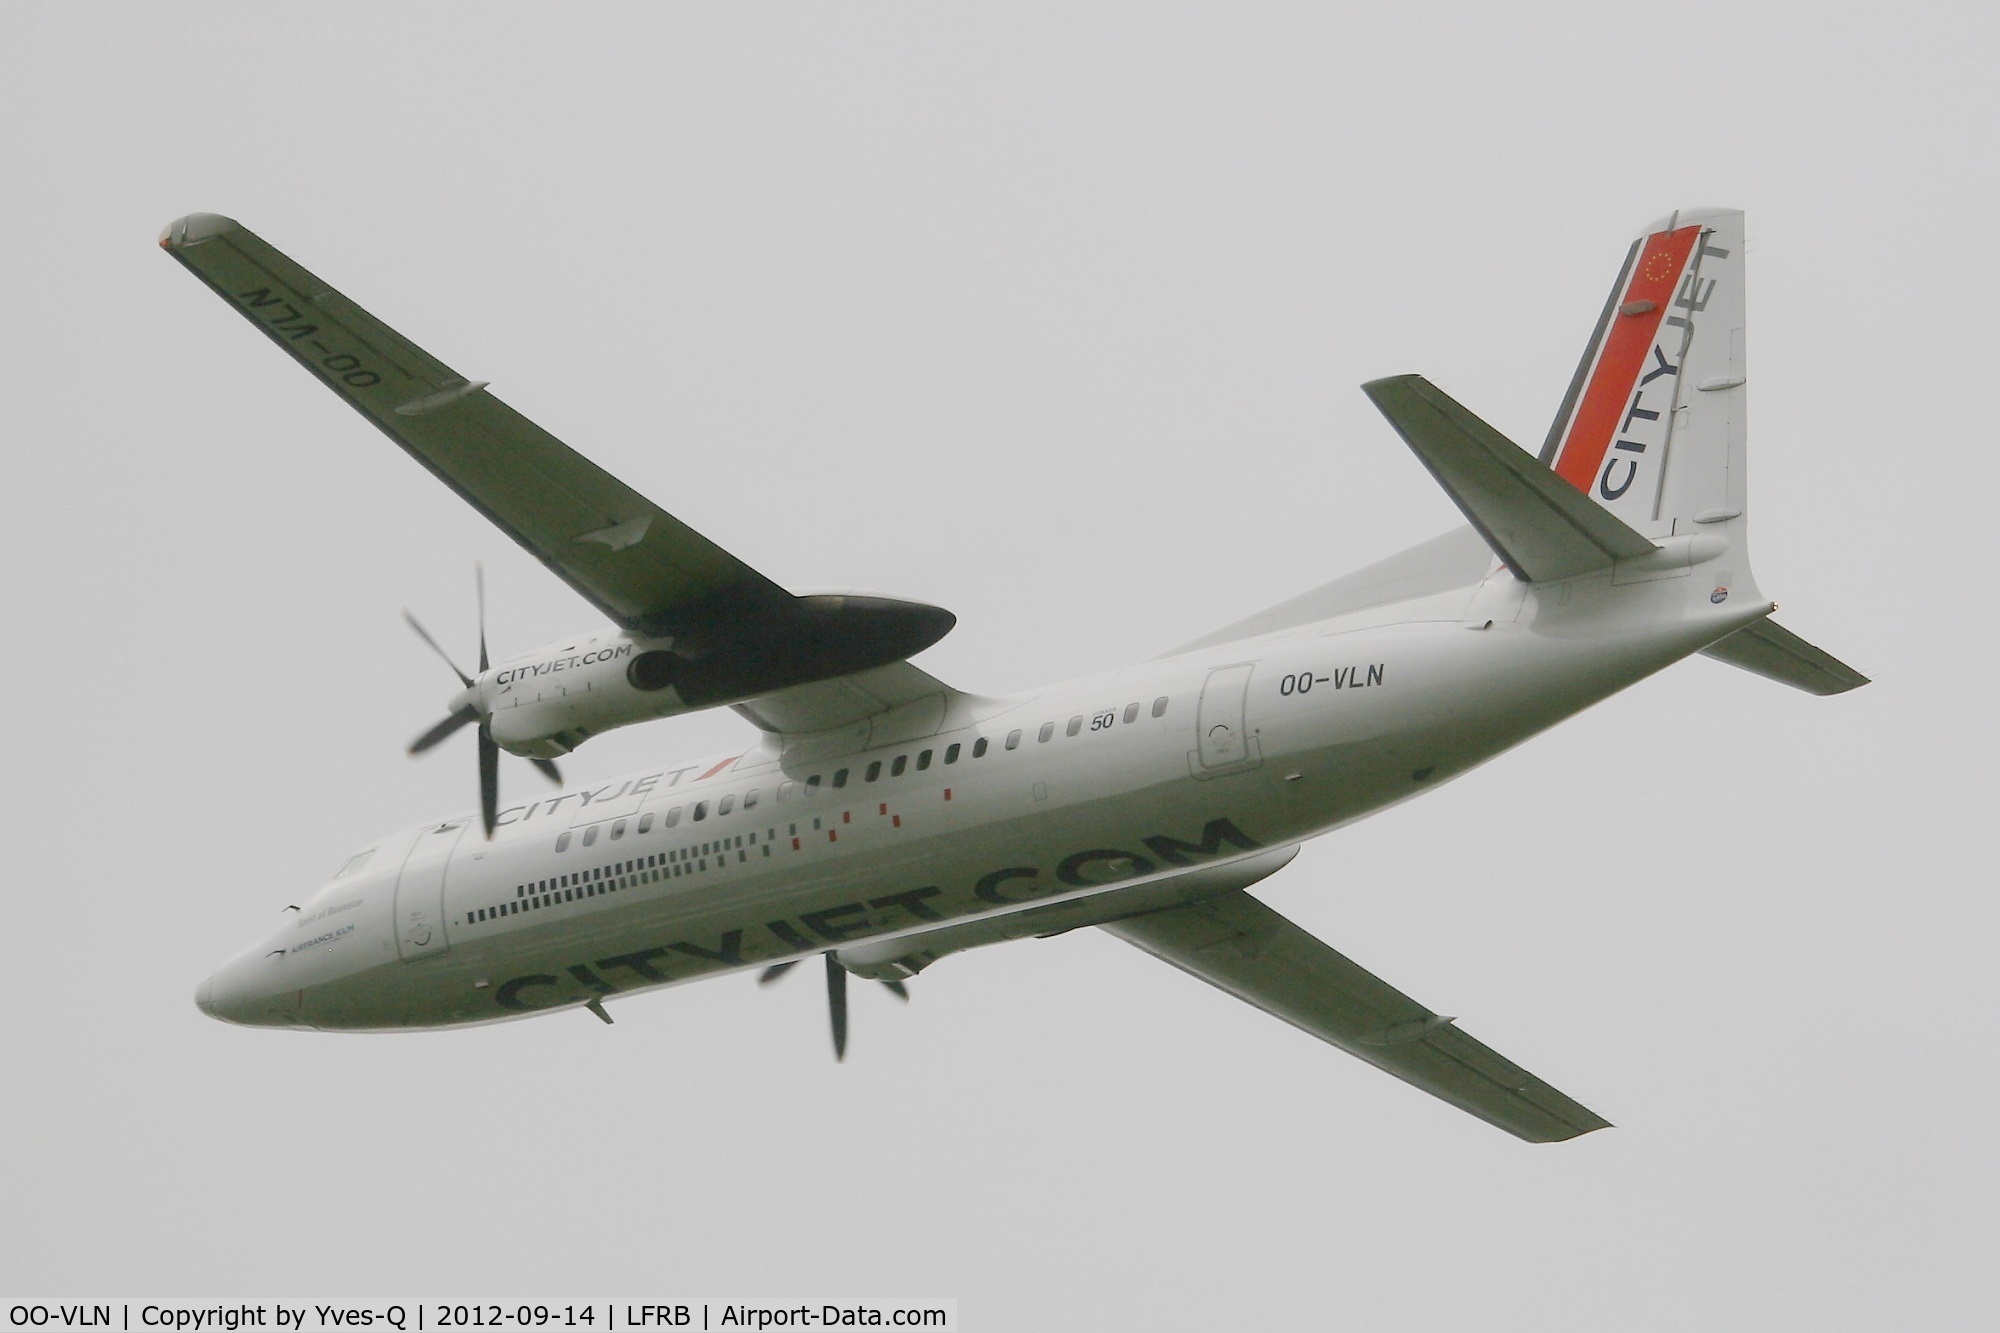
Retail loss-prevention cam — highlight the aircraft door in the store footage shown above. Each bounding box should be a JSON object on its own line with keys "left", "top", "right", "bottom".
{"left": 1192, "top": 663, "right": 1262, "bottom": 778}
{"left": 393, "top": 819, "right": 469, "bottom": 962}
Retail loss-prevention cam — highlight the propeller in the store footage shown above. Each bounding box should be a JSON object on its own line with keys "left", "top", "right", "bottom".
{"left": 404, "top": 565, "right": 562, "bottom": 837}
{"left": 759, "top": 953, "right": 908, "bottom": 1060}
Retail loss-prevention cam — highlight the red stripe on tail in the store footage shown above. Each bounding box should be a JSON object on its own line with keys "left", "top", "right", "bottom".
{"left": 1552, "top": 225, "right": 1701, "bottom": 494}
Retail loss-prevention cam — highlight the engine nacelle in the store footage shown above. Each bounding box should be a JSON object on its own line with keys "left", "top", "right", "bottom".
{"left": 474, "top": 593, "right": 954, "bottom": 758}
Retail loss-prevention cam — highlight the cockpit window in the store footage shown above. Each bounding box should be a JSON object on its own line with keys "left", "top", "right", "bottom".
{"left": 334, "top": 849, "right": 375, "bottom": 879}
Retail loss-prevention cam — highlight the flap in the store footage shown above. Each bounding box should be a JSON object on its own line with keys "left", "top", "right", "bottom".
{"left": 734, "top": 661, "right": 956, "bottom": 737}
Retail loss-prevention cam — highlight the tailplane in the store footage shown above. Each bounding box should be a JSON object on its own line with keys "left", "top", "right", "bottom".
{"left": 1700, "top": 619, "right": 1868, "bottom": 695}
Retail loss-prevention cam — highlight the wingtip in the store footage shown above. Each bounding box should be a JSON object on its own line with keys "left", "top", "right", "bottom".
{"left": 1360, "top": 372, "right": 1427, "bottom": 395}
{"left": 158, "top": 212, "right": 240, "bottom": 251}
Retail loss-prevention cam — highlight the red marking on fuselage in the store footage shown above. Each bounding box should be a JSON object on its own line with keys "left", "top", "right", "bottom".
{"left": 697, "top": 755, "right": 741, "bottom": 781}
{"left": 1553, "top": 225, "right": 1702, "bottom": 493}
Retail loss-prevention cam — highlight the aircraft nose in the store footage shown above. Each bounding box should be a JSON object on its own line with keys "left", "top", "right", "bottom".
{"left": 197, "top": 949, "right": 303, "bottom": 1028}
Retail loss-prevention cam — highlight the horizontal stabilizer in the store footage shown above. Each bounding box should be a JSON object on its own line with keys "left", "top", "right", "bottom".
{"left": 1103, "top": 888, "right": 1610, "bottom": 1142}
{"left": 1701, "top": 618, "right": 1870, "bottom": 695}
{"left": 1363, "top": 375, "right": 1656, "bottom": 582}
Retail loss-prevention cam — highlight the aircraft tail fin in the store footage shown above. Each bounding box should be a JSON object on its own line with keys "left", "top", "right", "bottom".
{"left": 1543, "top": 208, "right": 1747, "bottom": 537}
{"left": 1700, "top": 618, "right": 1869, "bottom": 695}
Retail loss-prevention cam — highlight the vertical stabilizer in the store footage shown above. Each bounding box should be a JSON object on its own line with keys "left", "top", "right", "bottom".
{"left": 1542, "top": 209, "right": 1747, "bottom": 540}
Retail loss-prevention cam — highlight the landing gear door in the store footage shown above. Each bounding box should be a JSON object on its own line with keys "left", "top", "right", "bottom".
{"left": 1191, "top": 663, "right": 1262, "bottom": 779}
{"left": 394, "top": 820, "right": 469, "bottom": 962}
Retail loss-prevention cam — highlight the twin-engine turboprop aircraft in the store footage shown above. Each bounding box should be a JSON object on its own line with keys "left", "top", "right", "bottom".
{"left": 169, "top": 207, "right": 1864, "bottom": 1143}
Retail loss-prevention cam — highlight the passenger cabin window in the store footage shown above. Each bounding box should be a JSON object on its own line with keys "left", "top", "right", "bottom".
{"left": 1152, "top": 696, "right": 1169, "bottom": 717}
{"left": 1005, "top": 730, "right": 1021, "bottom": 750}
{"left": 1123, "top": 703, "right": 1139, "bottom": 724}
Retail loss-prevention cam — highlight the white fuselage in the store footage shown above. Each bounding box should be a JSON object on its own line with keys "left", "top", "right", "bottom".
{"left": 197, "top": 562, "right": 1761, "bottom": 1031}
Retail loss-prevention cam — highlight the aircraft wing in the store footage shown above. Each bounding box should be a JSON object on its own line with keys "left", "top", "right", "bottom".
{"left": 159, "top": 213, "right": 790, "bottom": 637}
{"left": 1101, "top": 890, "right": 1611, "bottom": 1142}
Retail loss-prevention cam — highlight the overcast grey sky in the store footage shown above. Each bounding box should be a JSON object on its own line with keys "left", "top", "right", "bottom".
{"left": 2, "top": 3, "right": 1992, "bottom": 1328}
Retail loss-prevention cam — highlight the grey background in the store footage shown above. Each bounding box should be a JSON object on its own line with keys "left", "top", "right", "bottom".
{"left": 2, "top": 3, "right": 1991, "bottom": 1328}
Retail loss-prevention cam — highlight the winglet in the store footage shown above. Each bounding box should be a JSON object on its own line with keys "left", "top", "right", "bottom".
{"left": 1363, "top": 374, "right": 1656, "bottom": 582}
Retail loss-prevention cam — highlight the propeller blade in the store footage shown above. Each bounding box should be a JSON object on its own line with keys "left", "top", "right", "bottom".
{"left": 880, "top": 979, "right": 909, "bottom": 1001}
{"left": 408, "top": 705, "right": 479, "bottom": 756}
{"left": 826, "top": 953, "right": 848, "bottom": 1061}
{"left": 531, "top": 757, "right": 563, "bottom": 786}
{"left": 477, "top": 722, "right": 499, "bottom": 839}
{"left": 403, "top": 610, "right": 472, "bottom": 688}
{"left": 759, "top": 960, "right": 800, "bottom": 985}
{"left": 475, "top": 563, "right": 490, "bottom": 675}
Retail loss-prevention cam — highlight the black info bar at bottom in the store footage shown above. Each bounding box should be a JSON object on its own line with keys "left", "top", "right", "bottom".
{"left": 3, "top": 1304, "right": 958, "bottom": 1333}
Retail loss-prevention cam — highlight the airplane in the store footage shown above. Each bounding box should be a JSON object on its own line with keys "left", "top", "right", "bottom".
{"left": 168, "top": 207, "right": 1865, "bottom": 1143}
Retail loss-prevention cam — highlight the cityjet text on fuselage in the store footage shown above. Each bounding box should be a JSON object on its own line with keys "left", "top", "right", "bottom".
{"left": 492, "top": 640, "right": 633, "bottom": 686}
